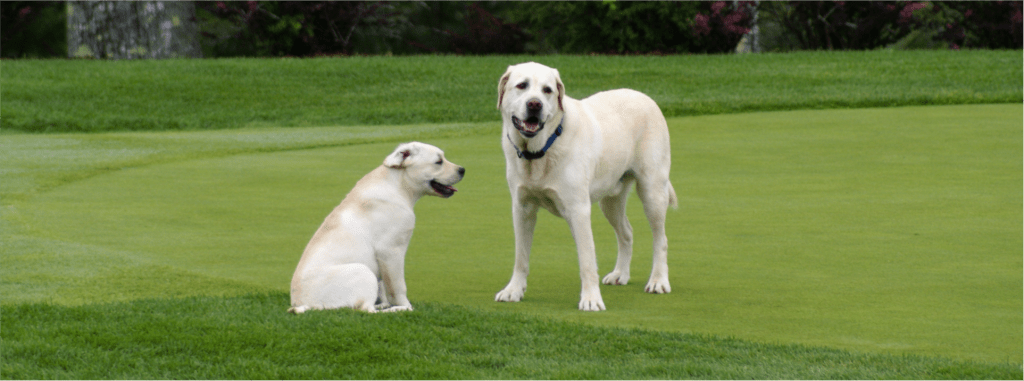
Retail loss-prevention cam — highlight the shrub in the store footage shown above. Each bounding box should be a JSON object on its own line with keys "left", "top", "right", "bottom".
{"left": 196, "top": 1, "right": 416, "bottom": 57}
{"left": 405, "top": 2, "right": 529, "bottom": 55}
{"left": 932, "top": 1, "right": 1023, "bottom": 49}
{"left": 0, "top": 1, "right": 65, "bottom": 58}
{"left": 505, "top": 1, "right": 754, "bottom": 54}
{"left": 195, "top": 1, "right": 529, "bottom": 56}
{"left": 759, "top": 1, "right": 924, "bottom": 51}
{"left": 757, "top": 1, "right": 1023, "bottom": 52}
{"left": 439, "top": 3, "right": 529, "bottom": 54}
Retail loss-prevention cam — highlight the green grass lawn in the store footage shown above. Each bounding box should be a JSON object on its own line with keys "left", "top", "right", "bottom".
{"left": 3, "top": 105, "right": 1020, "bottom": 371}
{"left": 2, "top": 51, "right": 1021, "bottom": 378}
{"left": 2, "top": 50, "right": 1020, "bottom": 132}
{"left": 4, "top": 295, "right": 1018, "bottom": 379}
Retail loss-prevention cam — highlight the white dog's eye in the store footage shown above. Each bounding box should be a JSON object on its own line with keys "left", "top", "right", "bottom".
{"left": 543, "top": 86, "right": 553, "bottom": 94}
{"left": 516, "top": 82, "right": 528, "bottom": 90}
{"left": 436, "top": 159, "right": 443, "bottom": 165}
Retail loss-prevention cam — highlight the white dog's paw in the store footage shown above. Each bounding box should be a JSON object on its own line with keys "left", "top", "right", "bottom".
{"left": 378, "top": 305, "right": 413, "bottom": 313}
{"left": 578, "top": 295, "right": 606, "bottom": 312}
{"left": 287, "top": 305, "right": 309, "bottom": 314}
{"left": 644, "top": 277, "right": 671, "bottom": 294}
{"left": 495, "top": 283, "right": 525, "bottom": 302}
{"left": 602, "top": 270, "right": 630, "bottom": 285}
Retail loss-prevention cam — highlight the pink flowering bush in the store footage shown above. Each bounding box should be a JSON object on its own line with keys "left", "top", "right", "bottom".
{"left": 691, "top": 1, "right": 755, "bottom": 53}
{"left": 934, "top": 1, "right": 1022, "bottom": 49}
{"left": 505, "top": 1, "right": 753, "bottom": 54}
{"left": 760, "top": 1, "right": 1022, "bottom": 51}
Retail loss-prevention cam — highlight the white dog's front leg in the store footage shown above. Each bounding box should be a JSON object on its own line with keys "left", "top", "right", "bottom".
{"left": 565, "top": 203, "right": 605, "bottom": 312}
{"left": 496, "top": 201, "right": 538, "bottom": 303}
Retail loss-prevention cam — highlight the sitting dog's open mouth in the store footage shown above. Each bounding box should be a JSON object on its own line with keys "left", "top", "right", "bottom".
{"left": 512, "top": 116, "right": 544, "bottom": 138}
{"left": 430, "top": 180, "right": 457, "bottom": 198}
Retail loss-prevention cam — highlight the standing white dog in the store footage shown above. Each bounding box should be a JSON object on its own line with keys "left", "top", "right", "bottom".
{"left": 289, "top": 142, "right": 464, "bottom": 314}
{"left": 494, "top": 62, "right": 677, "bottom": 311}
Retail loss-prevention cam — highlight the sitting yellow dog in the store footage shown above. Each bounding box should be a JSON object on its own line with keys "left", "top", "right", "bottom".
{"left": 289, "top": 142, "right": 464, "bottom": 314}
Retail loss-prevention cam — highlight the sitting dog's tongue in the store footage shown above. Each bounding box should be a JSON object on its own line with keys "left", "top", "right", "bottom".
{"left": 430, "top": 180, "right": 457, "bottom": 198}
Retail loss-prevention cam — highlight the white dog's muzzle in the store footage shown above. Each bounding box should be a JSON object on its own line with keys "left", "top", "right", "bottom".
{"left": 511, "top": 97, "right": 550, "bottom": 138}
{"left": 511, "top": 115, "right": 545, "bottom": 138}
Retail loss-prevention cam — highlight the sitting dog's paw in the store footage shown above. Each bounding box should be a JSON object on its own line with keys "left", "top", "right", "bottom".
{"left": 602, "top": 270, "right": 630, "bottom": 285}
{"left": 378, "top": 305, "right": 413, "bottom": 313}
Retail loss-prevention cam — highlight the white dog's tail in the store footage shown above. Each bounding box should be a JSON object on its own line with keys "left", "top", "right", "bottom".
{"left": 668, "top": 183, "right": 678, "bottom": 210}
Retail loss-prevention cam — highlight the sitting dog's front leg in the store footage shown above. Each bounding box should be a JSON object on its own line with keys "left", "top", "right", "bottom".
{"left": 374, "top": 280, "right": 391, "bottom": 309}
{"left": 378, "top": 248, "right": 413, "bottom": 311}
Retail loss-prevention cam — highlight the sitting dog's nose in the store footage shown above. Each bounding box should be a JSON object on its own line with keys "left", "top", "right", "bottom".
{"left": 526, "top": 99, "right": 542, "bottom": 111}
{"left": 458, "top": 167, "right": 466, "bottom": 176}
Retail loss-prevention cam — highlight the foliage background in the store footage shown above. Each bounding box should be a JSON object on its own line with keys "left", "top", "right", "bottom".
{"left": 2, "top": 1, "right": 1021, "bottom": 59}
{"left": 758, "top": 1, "right": 1024, "bottom": 51}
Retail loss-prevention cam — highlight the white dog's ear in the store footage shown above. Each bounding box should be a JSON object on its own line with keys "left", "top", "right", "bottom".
{"left": 497, "top": 66, "right": 513, "bottom": 110}
{"left": 384, "top": 143, "right": 418, "bottom": 169}
{"left": 553, "top": 68, "right": 565, "bottom": 112}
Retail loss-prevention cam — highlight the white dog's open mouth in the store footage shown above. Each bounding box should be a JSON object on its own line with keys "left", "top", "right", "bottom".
{"left": 512, "top": 116, "right": 544, "bottom": 138}
{"left": 430, "top": 180, "right": 457, "bottom": 198}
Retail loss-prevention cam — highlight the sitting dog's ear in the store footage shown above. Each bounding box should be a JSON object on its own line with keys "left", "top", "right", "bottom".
{"left": 384, "top": 143, "right": 417, "bottom": 169}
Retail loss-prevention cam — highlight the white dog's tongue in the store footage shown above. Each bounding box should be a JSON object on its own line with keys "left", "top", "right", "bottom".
{"left": 513, "top": 116, "right": 542, "bottom": 134}
{"left": 524, "top": 119, "right": 540, "bottom": 132}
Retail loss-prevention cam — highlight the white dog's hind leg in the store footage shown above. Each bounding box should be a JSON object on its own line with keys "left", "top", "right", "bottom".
{"left": 496, "top": 201, "right": 539, "bottom": 302}
{"left": 600, "top": 188, "right": 634, "bottom": 286}
{"left": 636, "top": 178, "right": 672, "bottom": 294}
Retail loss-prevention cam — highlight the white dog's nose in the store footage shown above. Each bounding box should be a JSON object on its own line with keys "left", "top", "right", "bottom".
{"left": 526, "top": 99, "right": 542, "bottom": 111}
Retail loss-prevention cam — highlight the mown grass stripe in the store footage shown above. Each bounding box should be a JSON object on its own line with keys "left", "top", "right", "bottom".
{"left": 2, "top": 294, "right": 1019, "bottom": 380}
{"left": 2, "top": 50, "right": 1020, "bottom": 133}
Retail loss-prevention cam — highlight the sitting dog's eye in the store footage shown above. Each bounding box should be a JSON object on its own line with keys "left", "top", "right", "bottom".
{"left": 436, "top": 160, "right": 443, "bottom": 165}
{"left": 543, "top": 86, "right": 553, "bottom": 94}
{"left": 516, "top": 82, "right": 528, "bottom": 90}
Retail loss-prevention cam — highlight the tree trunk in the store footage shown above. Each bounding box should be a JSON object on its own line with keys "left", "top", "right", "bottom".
{"left": 736, "top": 0, "right": 761, "bottom": 53}
{"left": 67, "top": 1, "right": 201, "bottom": 59}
